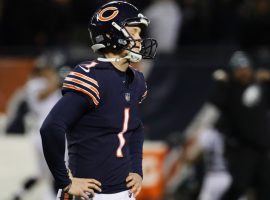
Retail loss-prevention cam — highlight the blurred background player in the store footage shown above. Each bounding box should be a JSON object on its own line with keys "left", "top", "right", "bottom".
{"left": 197, "top": 128, "right": 232, "bottom": 200}
{"left": 214, "top": 52, "right": 270, "bottom": 200}
{"left": 167, "top": 109, "right": 234, "bottom": 200}
{"left": 191, "top": 51, "right": 270, "bottom": 200}
{"left": 10, "top": 65, "right": 61, "bottom": 200}
{"left": 167, "top": 50, "right": 270, "bottom": 200}
{"left": 40, "top": 1, "right": 157, "bottom": 200}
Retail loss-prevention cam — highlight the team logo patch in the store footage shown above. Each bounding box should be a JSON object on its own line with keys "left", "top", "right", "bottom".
{"left": 98, "top": 6, "right": 119, "bottom": 22}
{"left": 125, "top": 93, "right": 131, "bottom": 102}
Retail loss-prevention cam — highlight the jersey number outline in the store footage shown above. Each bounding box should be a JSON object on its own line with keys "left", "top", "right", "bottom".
{"left": 116, "top": 108, "right": 130, "bottom": 157}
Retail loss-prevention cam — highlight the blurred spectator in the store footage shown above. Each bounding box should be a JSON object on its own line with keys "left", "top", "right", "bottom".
{"left": 1, "top": 0, "right": 72, "bottom": 46}
{"left": 238, "top": 0, "right": 270, "bottom": 50}
{"left": 25, "top": 66, "right": 61, "bottom": 128}
{"left": 4, "top": 69, "right": 40, "bottom": 134}
{"left": 144, "top": 0, "right": 182, "bottom": 53}
{"left": 179, "top": 0, "right": 210, "bottom": 45}
{"left": 179, "top": 0, "right": 242, "bottom": 45}
{"left": 142, "top": 0, "right": 182, "bottom": 77}
{"left": 129, "top": 0, "right": 152, "bottom": 10}
{"left": 1, "top": 0, "right": 270, "bottom": 50}
{"left": 69, "top": 0, "right": 100, "bottom": 44}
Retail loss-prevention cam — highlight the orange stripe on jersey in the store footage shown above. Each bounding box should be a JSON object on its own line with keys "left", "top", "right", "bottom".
{"left": 63, "top": 83, "right": 99, "bottom": 106}
{"left": 69, "top": 71, "right": 99, "bottom": 87}
{"left": 65, "top": 77, "right": 100, "bottom": 99}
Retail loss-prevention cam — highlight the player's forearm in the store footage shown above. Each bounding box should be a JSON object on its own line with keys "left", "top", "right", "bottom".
{"left": 40, "top": 92, "right": 89, "bottom": 188}
{"left": 129, "top": 124, "right": 144, "bottom": 178}
{"left": 40, "top": 118, "right": 71, "bottom": 188}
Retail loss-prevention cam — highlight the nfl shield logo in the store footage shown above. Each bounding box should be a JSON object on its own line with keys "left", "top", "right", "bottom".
{"left": 125, "top": 93, "right": 130, "bottom": 102}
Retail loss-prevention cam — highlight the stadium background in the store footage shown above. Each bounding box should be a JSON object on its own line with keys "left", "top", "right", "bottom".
{"left": 1, "top": 0, "right": 270, "bottom": 199}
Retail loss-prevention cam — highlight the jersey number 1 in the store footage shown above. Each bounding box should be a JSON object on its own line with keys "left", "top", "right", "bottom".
{"left": 116, "top": 108, "right": 130, "bottom": 157}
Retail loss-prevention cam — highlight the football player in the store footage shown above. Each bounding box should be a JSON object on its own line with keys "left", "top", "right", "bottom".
{"left": 40, "top": 1, "right": 157, "bottom": 200}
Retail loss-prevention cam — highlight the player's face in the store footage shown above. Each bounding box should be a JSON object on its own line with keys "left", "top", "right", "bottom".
{"left": 125, "top": 26, "right": 142, "bottom": 54}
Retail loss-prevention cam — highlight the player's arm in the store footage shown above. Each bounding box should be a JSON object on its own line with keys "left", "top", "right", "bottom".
{"left": 129, "top": 73, "right": 148, "bottom": 177}
{"left": 126, "top": 72, "right": 147, "bottom": 197}
{"left": 40, "top": 92, "right": 88, "bottom": 185}
{"left": 40, "top": 92, "right": 101, "bottom": 198}
{"left": 129, "top": 123, "right": 144, "bottom": 177}
{"left": 41, "top": 64, "right": 102, "bottom": 198}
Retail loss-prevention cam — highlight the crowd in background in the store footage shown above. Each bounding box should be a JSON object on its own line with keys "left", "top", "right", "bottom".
{"left": 0, "top": 0, "right": 150, "bottom": 47}
{"left": 0, "top": 0, "right": 270, "bottom": 51}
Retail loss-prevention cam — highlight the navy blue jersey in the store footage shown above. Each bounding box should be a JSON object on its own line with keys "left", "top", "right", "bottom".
{"left": 41, "top": 60, "right": 147, "bottom": 194}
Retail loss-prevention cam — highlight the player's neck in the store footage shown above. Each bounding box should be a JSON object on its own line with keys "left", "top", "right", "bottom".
{"left": 105, "top": 53, "right": 129, "bottom": 72}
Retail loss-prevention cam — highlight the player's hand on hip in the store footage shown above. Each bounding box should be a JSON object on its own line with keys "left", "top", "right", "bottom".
{"left": 126, "top": 172, "right": 142, "bottom": 197}
{"left": 68, "top": 177, "right": 102, "bottom": 200}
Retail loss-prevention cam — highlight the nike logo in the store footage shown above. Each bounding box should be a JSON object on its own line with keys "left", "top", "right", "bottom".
{"left": 79, "top": 65, "right": 90, "bottom": 73}
{"left": 79, "top": 62, "right": 98, "bottom": 73}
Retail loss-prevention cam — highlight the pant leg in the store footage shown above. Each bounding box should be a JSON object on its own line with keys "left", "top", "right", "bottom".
{"left": 199, "top": 171, "right": 232, "bottom": 200}
{"left": 221, "top": 144, "right": 256, "bottom": 200}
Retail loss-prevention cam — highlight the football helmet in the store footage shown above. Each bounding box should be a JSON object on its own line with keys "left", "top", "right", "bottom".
{"left": 89, "top": 1, "right": 158, "bottom": 62}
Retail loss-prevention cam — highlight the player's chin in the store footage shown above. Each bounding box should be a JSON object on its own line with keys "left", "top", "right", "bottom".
{"left": 130, "top": 46, "right": 141, "bottom": 53}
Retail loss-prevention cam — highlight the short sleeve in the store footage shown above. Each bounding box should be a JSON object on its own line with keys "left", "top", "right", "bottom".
{"left": 62, "top": 61, "right": 100, "bottom": 106}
